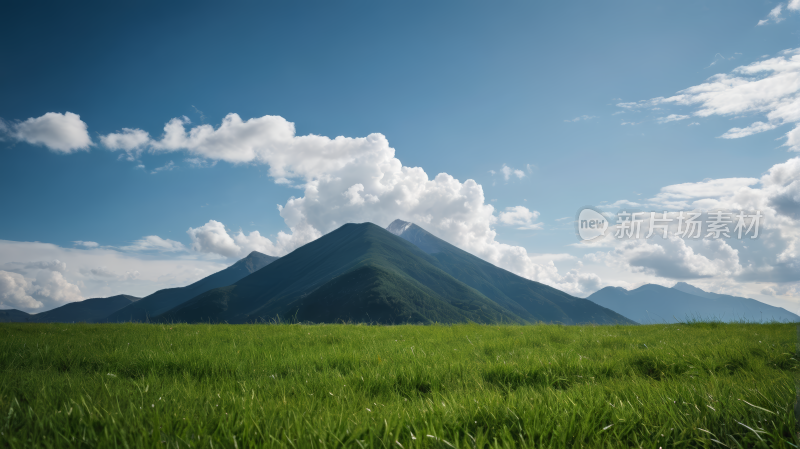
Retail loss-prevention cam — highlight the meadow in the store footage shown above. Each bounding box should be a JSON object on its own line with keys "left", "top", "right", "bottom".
{"left": 0, "top": 322, "right": 796, "bottom": 448}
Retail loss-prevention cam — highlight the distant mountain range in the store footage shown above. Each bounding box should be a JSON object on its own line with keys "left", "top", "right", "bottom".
{"left": 103, "top": 251, "right": 277, "bottom": 322}
{"left": 156, "top": 221, "right": 633, "bottom": 325}
{"left": 1, "top": 220, "right": 795, "bottom": 325}
{"left": 587, "top": 282, "right": 800, "bottom": 323}
{"left": 0, "top": 295, "right": 139, "bottom": 323}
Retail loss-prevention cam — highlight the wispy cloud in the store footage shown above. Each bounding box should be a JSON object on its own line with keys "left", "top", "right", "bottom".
{"left": 500, "top": 164, "right": 525, "bottom": 180}
{"left": 657, "top": 114, "right": 690, "bottom": 124}
{"left": 616, "top": 49, "right": 800, "bottom": 151}
{"left": 151, "top": 161, "right": 176, "bottom": 174}
{"left": 564, "top": 115, "right": 596, "bottom": 123}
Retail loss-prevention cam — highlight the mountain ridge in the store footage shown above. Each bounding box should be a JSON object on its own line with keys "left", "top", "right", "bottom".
{"left": 587, "top": 283, "right": 799, "bottom": 323}
{"left": 103, "top": 251, "right": 278, "bottom": 322}
{"left": 157, "top": 221, "right": 635, "bottom": 325}
{"left": 386, "top": 219, "right": 634, "bottom": 324}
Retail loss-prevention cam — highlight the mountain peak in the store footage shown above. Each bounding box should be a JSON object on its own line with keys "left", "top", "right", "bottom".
{"left": 245, "top": 250, "right": 268, "bottom": 259}
{"left": 386, "top": 219, "right": 413, "bottom": 236}
{"left": 671, "top": 281, "right": 714, "bottom": 298}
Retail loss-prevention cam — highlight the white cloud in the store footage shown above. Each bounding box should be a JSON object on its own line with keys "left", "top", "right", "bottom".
{"left": 0, "top": 239, "right": 229, "bottom": 312}
{"left": 100, "top": 128, "right": 150, "bottom": 150}
{"left": 580, "top": 156, "right": 800, "bottom": 298}
{"left": 121, "top": 236, "right": 186, "bottom": 252}
{"left": 758, "top": 4, "right": 784, "bottom": 25}
{"left": 598, "top": 199, "right": 643, "bottom": 209}
{"left": 564, "top": 115, "right": 596, "bottom": 122}
{"left": 3, "top": 112, "right": 92, "bottom": 153}
{"left": 74, "top": 241, "right": 99, "bottom": 248}
{"left": 499, "top": 164, "right": 525, "bottom": 180}
{"left": 620, "top": 49, "right": 800, "bottom": 151}
{"left": 186, "top": 157, "right": 217, "bottom": 168}
{"left": 151, "top": 161, "right": 176, "bottom": 174}
{"left": 789, "top": 0, "right": 800, "bottom": 11}
{"left": 187, "top": 219, "right": 288, "bottom": 259}
{"left": 657, "top": 114, "right": 690, "bottom": 124}
{"left": 0, "top": 271, "right": 41, "bottom": 310}
{"left": 498, "top": 206, "right": 543, "bottom": 230}
{"left": 101, "top": 113, "right": 593, "bottom": 294}
{"left": 720, "top": 121, "right": 778, "bottom": 139}
{"left": 707, "top": 53, "right": 741, "bottom": 68}
{"left": 23, "top": 260, "right": 67, "bottom": 273}
{"left": 32, "top": 270, "right": 83, "bottom": 305}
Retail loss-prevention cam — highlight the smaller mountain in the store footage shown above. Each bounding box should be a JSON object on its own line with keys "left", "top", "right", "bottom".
{"left": 387, "top": 220, "right": 634, "bottom": 325}
{"left": 32, "top": 295, "right": 139, "bottom": 323}
{"left": 0, "top": 309, "right": 32, "bottom": 323}
{"left": 587, "top": 283, "right": 800, "bottom": 323}
{"left": 103, "top": 251, "right": 278, "bottom": 322}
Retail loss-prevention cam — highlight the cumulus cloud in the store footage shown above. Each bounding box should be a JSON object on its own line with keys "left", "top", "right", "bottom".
{"left": 73, "top": 241, "right": 99, "bottom": 248}
{"left": 2, "top": 112, "right": 92, "bottom": 153}
{"left": 32, "top": 270, "right": 83, "bottom": 305}
{"left": 617, "top": 49, "right": 800, "bottom": 151}
{"left": 101, "top": 128, "right": 151, "bottom": 150}
{"left": 121, "top": 236, "right": 186, "bottom": 252}
{"left": 498, "top": 206, "right": 543, "bottom": 230}
{"left": 0, "top": 260, "right": 83, "bottom": 311}
{"left": 580, "top": 156, "right": 800, "bottom": 294}
{"left": 0, "top": 271, "right": 41, "bottom": 310}
{"left": 100, "top": 128, "right": 151, "bottom": 160}
{"left": 0, "top": 239, "right": 229, "bottom": 311}
{"left": 187, "top": 219, "right": 292, "bottom": 259}
{"left": 99, "top": 113, "right": 591, "bottom": 294}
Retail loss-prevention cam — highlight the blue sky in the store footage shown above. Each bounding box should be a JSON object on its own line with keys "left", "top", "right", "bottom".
{"left": 2, "top": 1, "right": 800, "bottom": 313}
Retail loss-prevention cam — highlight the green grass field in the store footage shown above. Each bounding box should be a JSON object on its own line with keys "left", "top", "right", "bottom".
{"left": 0, "top": 322, "right": 796, "bottom": 448}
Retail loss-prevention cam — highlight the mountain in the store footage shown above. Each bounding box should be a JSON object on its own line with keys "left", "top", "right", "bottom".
{"left": 0, "top": 309, "right": 32, "bottom": 323}
{"left": 103, "top": 251, "right": 278, "bottom": 322}
{"left": 31, "top": 295, "right": 139, "bottom": 323}
{"left": 386, "top": 220, "right": 634, "bottom": 324}
{"left": 157, "top": 221, "right": 634, "bottom": 325}
{"left": 587, "top": 283, "right": 800, "bottom": 323}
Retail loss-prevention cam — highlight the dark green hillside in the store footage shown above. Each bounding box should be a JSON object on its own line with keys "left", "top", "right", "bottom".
{"left": 32, "top": 294, "right": 139, "bottom": 323}
{"left": 0, "top": 309, "right": 31, "bottom": 323}
{"left": 158, "top": 223, "right": 523, "bottom": 324}
{"left": 387, "top": 220, "right": 633, "bottom": 324}
{"left": 103, "top": 251, "right": 277, "bottom": 322}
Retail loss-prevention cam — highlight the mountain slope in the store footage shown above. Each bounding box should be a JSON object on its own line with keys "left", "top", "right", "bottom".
{"left": 32, "top": 295, "right": 139, "bottom": 323}
{"left": 104, "top": 251, "right": 278, "bottom": 322}
{"left": 587, "top": 283, "right": 800, "bottom": 323}
{"left": 158, "top": 223, "right": 525, "bottom": 324}
{"left": 386, "top": 220, "right": 634, "bottom": 325}
{"left": 0, "top": 309, "right": 32, "bottom": 323}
